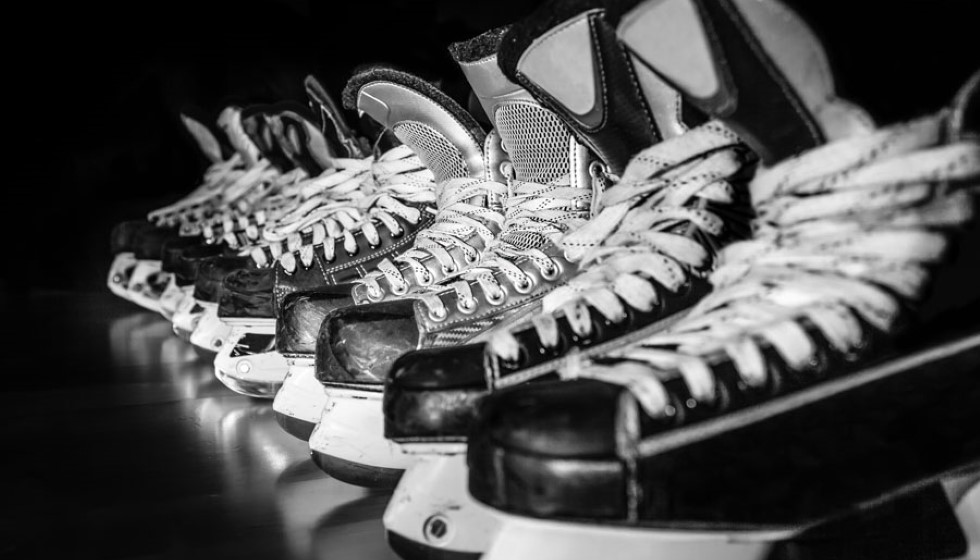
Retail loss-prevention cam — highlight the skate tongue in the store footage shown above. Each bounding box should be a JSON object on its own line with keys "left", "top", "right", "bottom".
{"left": 453, "top": 29, "right": 580, "bottom": 188}
{"left": 496, "top": 3, "right": 692, "bottom": 176}
{"left": 240, "top": 105, "right": 297, "bottom": 172}
{"left": 949, "top": 70, "right": 980, "bottom": 142}
{"left": 304, "top": 75, "right": 368, "bottom": 159}
{"left": 617, "top": 0, "right": 874, "bottom": 166}
{"left": 180, "top": 113, "right": 224, "bottom": 164}
{"left": 218, "top": 106, "right": 263, "bottom": 167}
{"left": 343, "top": 67, "right": 489, "bottom": 184}
{"left": 271, "top": 105, "right": 335, "bottom": 175}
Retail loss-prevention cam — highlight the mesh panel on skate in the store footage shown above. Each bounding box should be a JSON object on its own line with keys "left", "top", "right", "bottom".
{"left": 495, "top": 103, "right": 571, "bottom": 185}
{"left": 430, "top": 318, "right": 498, "bottom": 347}
{"left": 393, "top": 122, "right": 468, "bottom": 183}
{"left": 499, "top": 230, "right": 550, "bottom": 251}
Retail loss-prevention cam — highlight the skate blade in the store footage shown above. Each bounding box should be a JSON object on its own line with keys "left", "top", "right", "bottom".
{"left": 273, "top": 411, "right": 316, "bottom": 441}
{"left": 480, "top": 515, "right": 789, "bottom": 560}
{"left": 213, "top": 329, "right": 288, "bottom": 398}
{"left": 214, "top": 366, "right": 281, "bottom": 398}
{"left": 310, "top": 450, "right": 403, "bottom": 489}
{"left": 107, "top": 253, "right": 138, "bottom": 300}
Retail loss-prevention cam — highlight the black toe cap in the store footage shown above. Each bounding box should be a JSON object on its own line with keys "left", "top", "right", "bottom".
{"left": 110, "top": 220, "right": 155, "bottom": 254}
{"left": 388, "top": 343, "right": 488, "bottom": 390}
{"left": 276, "top": 287, "right": 356, "bottom": 356}
{"left": 466, "top": 380, "right": 628, "bottom": 519}
{"left": 218, "top": 268, "right": 275, "bottom": 318}
{"left": 382, "top": 343, "right": 490, "bottom": 441}
{"left": 161, "top": 237, "right": 206, "bottom": 274}
{"left": 167, "top": 242, "right": 227, "bottom": 285}
{"left": 133, "top": 226, "right": 182, "bottom": 260}
{"left": 315, "top": 299, "right": 419, "bottom": 385}
{"left": 477, "top": 379, "right": 622, "bottom": 458}
{"left": 193, "top": 256, "right": 254, "bottom": 303}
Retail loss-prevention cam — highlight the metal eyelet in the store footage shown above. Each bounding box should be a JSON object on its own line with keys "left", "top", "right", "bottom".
{"left": 366, "top": 288, "right": 385, "bottom": 302}
{"left": 588, "top": 160, "right": 609, "bottom": 180}
{"left": 463, "top": 252, "right": 478, "bottom": 265}
{"left": 457, "top": 297, "right": 477, "bottom": 314}
{"left": 442, "top": 263, "right": 458, "bottom": 276}
{"left": 513, "top": 275, "right": 535, "bottom": 294}
{"left": 486, "top": 289, "right": 507, "bottom": 306}
{"left": 346, "top": 247, "right": 360, "bottom": 258}
{"left": 391, "top": 228, "right": 404, "bottom": 239}
{"left": 428, "top": 306, "right": 448, "bottom": 322}
{"left": 540, "top": 263, "right": 561, "bottom": 281}
{"left": 390, "top": 283, "right": 409, "bottom": 296}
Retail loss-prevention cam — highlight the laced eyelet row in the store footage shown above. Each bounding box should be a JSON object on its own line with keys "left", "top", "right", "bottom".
{"left": 486, "top": 289, "right": 507, "bottom": 306}
{"left": 428, "top": 306, "right": 448, "bottom": 322}
{"left": 540, "top": 263, "right": 560, "bottom": 281}
{"left": 513, "top": 275, "right": 535, "bottom": 294}
{"left": 457, "top": 297, "right": 477, "bottom": 314}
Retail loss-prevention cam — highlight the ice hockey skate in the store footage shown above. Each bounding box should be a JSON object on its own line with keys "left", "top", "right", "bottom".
{"left": 311, "top": 38, "right": 621, "bottom": 488}
{"left": 462, "top": 1, "right": 980, "bottom": 558}
{"left": 106, "top": 109, "right": 243, "bottom": 307}
{"left": 209, "top": 97, "right": 372, "bottom": 395}
{"left": 215, "top": 73, "right": 452, "bottom": 398}
{"left": 379, "top": 7, "right": 757, "bottom": 556}
{"left": 273, "top": 68, "right": 507, "bottom": 439}
{"left": 169, "top": 81, "right": 355, "bottom": 340}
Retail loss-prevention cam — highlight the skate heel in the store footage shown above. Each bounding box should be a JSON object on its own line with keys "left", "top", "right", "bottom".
{"left": 272, "top": 361, "right": 324, "bottom": 441}
{"left": 384, "top": 453, "right": 500, "bottom": 560}
{"left": 308, "top": 387, "right": 410, "bottom": 488}
{"left": 617, "top": 0, "right": 872, "bottom": 164}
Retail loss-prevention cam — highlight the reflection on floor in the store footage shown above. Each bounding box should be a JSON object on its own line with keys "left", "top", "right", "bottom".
{"left": 0, "top": 291, "right": 398, "bottom": 560}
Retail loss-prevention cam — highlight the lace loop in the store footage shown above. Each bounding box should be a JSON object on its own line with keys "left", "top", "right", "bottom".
{"left": 486, "top": 122, "right": 751, "bottom": 363}
{"left": 564, "top": 114, "right": 980, "bottom": 419}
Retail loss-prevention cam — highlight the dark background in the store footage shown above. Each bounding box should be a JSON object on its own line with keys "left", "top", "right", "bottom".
{"left": 3, "top": 0, "right": 978, "bottom": 298}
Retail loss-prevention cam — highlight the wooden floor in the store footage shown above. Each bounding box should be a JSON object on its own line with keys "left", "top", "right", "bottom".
{"left": 0, "top": 290, "right": 398, "bottom": 560}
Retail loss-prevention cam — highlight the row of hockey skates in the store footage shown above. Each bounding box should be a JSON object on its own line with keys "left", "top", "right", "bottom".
{"left": 108, "top": 0, "right": 980, "bottom": 558}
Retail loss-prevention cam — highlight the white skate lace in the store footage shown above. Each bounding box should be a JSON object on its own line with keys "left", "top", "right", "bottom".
{"left": 356, "top": 176, "right": 508, "bottom": 298}
{"left": 147, "top": 153, "right": 248, "bottom": 224}
{"left": 558, "top": 115, "right": 980, "bottom": 419}
{"left": 258, "top": 155, "right": 377, "bottom": 244}
{"left": 417, "top": 172, "right": 591, "bottom": 319}
{"left": 270, "top": 145, "right": 438, "bottom": 272}
{"left": 486, "top": 122, "right": 750, "bottom": 365}
{"left": 206, "top": 165, "right": 312, "bottom": 248}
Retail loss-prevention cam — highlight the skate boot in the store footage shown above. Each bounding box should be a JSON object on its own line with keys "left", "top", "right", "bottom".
{"left": 273, "top": 67, "right": 507, "bottom": 440}
{"left": 107, "top": 108, "right": 244, "bottom": 305}
{"left": 169, "top": 81, "right": 366, "bottom": 338}
{"left": 107, "top": 220, "right": 160, "bottom": 302}
{"left": 309, "top": 28, "right": 624, "bottom": 488}
{"left": 214, "top": 71, "right": 445, "bottom": 398}
{"left": 382, "top": 9, "right": 754, "bottom": 557}
{"left": 463, "top": 2, "right": 980, "bottom": 558}
{"left": 184, "top": 105, "right": 304, "bottom": 356}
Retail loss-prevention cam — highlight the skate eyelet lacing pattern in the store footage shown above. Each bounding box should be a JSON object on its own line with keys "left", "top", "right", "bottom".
{"left": 178, "top": 158, "right": 281, "bottom": 236}
{"left": 416, "top": 169, "right": 592, "bottom": 321}
{"left": 558, "top": 115, "right": 980, "bottom": 431}
{"left": 147, "top": 153, "right": 251, "bottom": 227}
{"left": 484, "top": 122, "right": 753, "bottom": 385}
{"left": 207, "top": 166, "right": 311, "bottom": 248}
{"left": 265, "top": 145, "right": 437, "bottom": 273}
{"left": 210, "top": 155, "right": 376, "bottom": 251}
{"left": 355, "top": 176, "right": 508, "bottom": 300}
